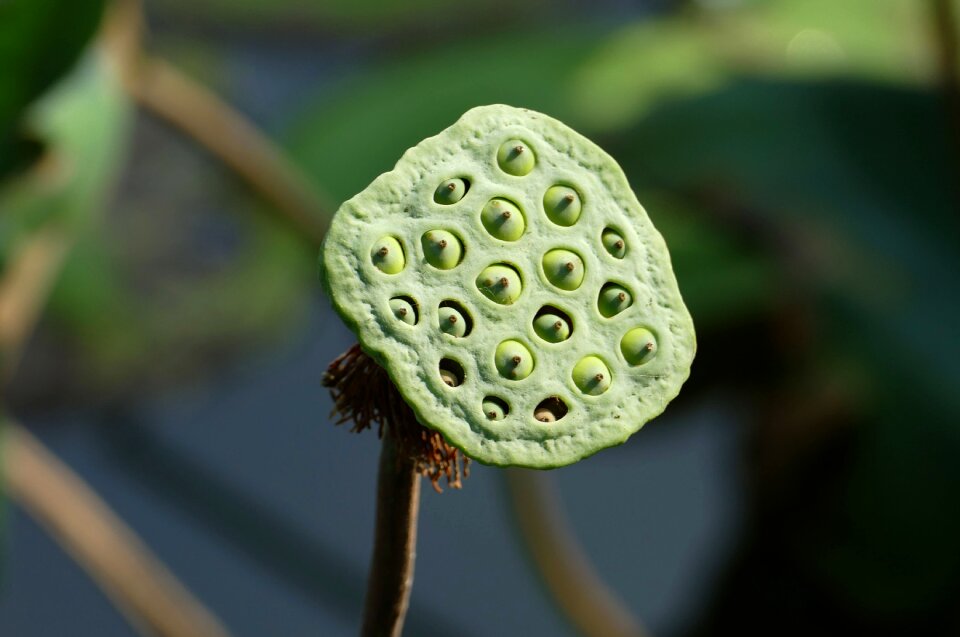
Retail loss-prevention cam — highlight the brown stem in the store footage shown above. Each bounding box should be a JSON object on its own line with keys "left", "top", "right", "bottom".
{"left": 361, "top": 429, "right": 421, "bottom": 637}
{"left": 3, "top": 421, "right": 232, "bottom": 637}
{"left": 505, "top": 469, "right": 650, "bottom": 637}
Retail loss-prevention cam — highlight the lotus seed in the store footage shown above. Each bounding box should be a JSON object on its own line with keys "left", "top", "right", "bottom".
{"left": 602, "top": 229, "right": 626, "bottom": 259}
{"left": 495, "top": 340, "right": 534, "bottom": 380}
{"left": 481, "top": 198, "right": 525, "bottom": 241}
{"left": 440, "top": 369, "right": 459, "bottom": 387}
{"left": 533, "top": 312, "right": 571, "bottom": 343}
{"left": 434, "top": 178, "right": 467, "bottom": 204}
{"left": 439, "top": 359, "right": 464, "bottom": 387}
{"left": 620, "top": 327, "right": 658, "bottom": 365}
{"left": 543, "top": 186, "right": 582, "bottom": 226}
{"left": 482, "top": 397, "right": 508, "bottom": 421}
{"left": 370, "top": 236, "right": 405, "bottom": 274}
{"left": 476, "top": 264, "right": 522, "bottom": 304}
{"left": 534, "top": 407, "right": 556, "bottom": 422}
{"left": 542, "top": 249, "right": 584, "bottom": 291}
{"left": 438, "top": 305, "right": 467, "bottom": 337}
{"left": 572, "top": 356, "right": 611, "bottom": 395}
{"left": 598, "top": 283, "right": 633, "bottom": 318}
{"left": 421, "top": 230, "right": 463, "bottom": 270}
{"left": 389, "top": 298, "right": 416, "bottom": 325}
{"left": 497, "top": 139, "right": 535, "bottom": 176}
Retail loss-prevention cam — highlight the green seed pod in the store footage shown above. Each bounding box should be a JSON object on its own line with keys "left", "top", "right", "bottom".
{"left": 620, "top": 327, "right": 658, "bottom": 366}
{"left": 481, "top": 198, "right": 525, "bottom": 241}
{"left": 434, "top": 178, "right": 467, "bottom": 204}
{"left": 542, "top": 249, "right": 584, "bottom": 291}
{"left": 438, "top": 305, "right": 467, "bottom": 337}
{"left": 572, "top": 356, "right": 611, "bottom": 395}
{"left": 602, "top": 228, "right": 626, "bottom": 259}
{"left": 370, "top": 236, "right": 405, "bottom": 274}
{"left": 533, "top": 312, "right": 571, "bottom": 343}
{"left": 389, "top": 298, "right": 416, "bottom": 325}
{"left": 598, "top": 283, "right": 633, "bottom": 318}
{"left": 496, "top": 139, "right": 535, "bottom": 176}
{"left": 543, "top": 185, "right": 582, "bottom": 226}
{"left": 476, "top": 264, "right": 522, "bottom": 304}
{"left": 421, "top": 230, "right": 463, "bottom": 270}
{"left": 495, "top": 340, "right": 534, "bottom": 380}
{"left": 482, "top": 397, "right": 508, "bottom": 421}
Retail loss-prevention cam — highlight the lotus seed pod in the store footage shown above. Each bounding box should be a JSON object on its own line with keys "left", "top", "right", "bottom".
{"left": 533, "top": 312, "right": 571, "bottom": 343}
{"left": 389, "top": 298, "right": 416, "bottom": 325}
{"left": 542, "top": 249, "right": 584, "bottom": 291}
{"left": 438, "top": 305, "right": 467, "bottom": 337}
{"left": 543, "top": 186, "right": 582, "bottom": 226}
{"left": 602, "top": 228, "right": 626, "bottom": 259}
{"left": 476, "top": 264, "right": 522, "bottom": 305}
{"left": 598, "top": 283, "right": 633, "bottom": 318}
{"left": 572, "top": 356, "right": 611, "bottom": 396}
{"left": 482, "top": 397, "right": 508, "bottom": 421}
{"left": 481, "top": 198, "right": 525, "bottom": 241}
{"left": 495, "top": 340, "right": 534, "bottom": 380}
{"left": 497, "top": 139, "right": 535, "bottom": 176}
{"left": 621, "top": 327, "right": 658, "bottom": 366}
{"left": 321, "top": 104, "right": 695, "bottom": 468}
{"left": 434, "top": 178, "right": 467, "bottom": 204}
{"left": 421, "top": 230, "right": 463, "bottom": 270}
{"left": 370, "top": 236, "right": 404, "bottom": 274}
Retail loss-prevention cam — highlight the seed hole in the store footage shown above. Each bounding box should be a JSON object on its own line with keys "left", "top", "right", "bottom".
{"left": 439, "top": 358, "right": 465, "bottom": 388}
{"left": 421, "top": 230, "right": 464, "bottom": 270}
{"left": 534, "top": 397, "right": 568, "bottom": 422}
{"left": 434, "top": 178, "right": 469, "bottom": 204}
{"left": 533, "top": 305, "right": 573, "bottom": 343}
{"left": 438, "top": 300, "right": 473, "bottom": 337}
{"left": 572, "top": 356, "right": 612, "bottom": 395}
{"left": 602, "top": 227, "right": 626, "bottom": 259}
{"left": 543, "top": 185, "right": 582, "bottom": 226}
{"left": 370, "top": 236, "right": 405, "bottom": 274}
{"left": 389, "top": 296, "right": 419, "bottom": 325}
{"left": 496, "top": 139, "right": 535, "bottom": 176}
{"left": 494, "top": 339, "right": 534, "bottom": 380}
{"left": 621, "top": 327, "right": 658, "bottom": 365}
{"left": 482, "top": 396, "right": 509, "bottom": 421}
{"left": 476, "top": 263, "right": 523, "bottom": 305}
{"left": 481, "top": 198, "right": 526, "bottom": 241}
{"left": 598, "top": 282, "right": 633, "bottom": 318}
{"left": 542, "top": 249, "right": 584, "bottom": 291}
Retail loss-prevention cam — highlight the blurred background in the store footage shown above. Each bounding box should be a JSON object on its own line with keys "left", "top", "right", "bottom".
{"left": 1, "top": 0, "right": 958, "bottom": 635}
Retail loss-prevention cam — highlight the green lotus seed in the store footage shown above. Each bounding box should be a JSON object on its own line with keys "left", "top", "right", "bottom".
{"left": 482, "top": 397, "right": 508, "bottom": 421}
{"left": 438, "top": 305, "right": 467, "bottom": 337}
{"left": 434, "top": 178, "right": 467, "bottom": 204}
{"left": 481, "top": 198, "right": 525, "bottom": 241}
{"left": 497, "top": 139, "right": 535, "bottom": 176}
{"left": 495, "top": 340, "right": 534, "bottom": 380}
{"left": 371, "top": 236, "right": 405, "bottom": 274}
{"left": 421, "top": 230, "right": 463, "bottom": 270}
{"left": 533, "top": 312, "right": 571, "bottom": 343}
{"left": 598, "top": 283, "right": 633, "bottom": 318}
{"left": 602, "top": 228, "right": 626, "bottom": 259}
{"left": 476, "top": 264, "right": 522, "bottom": 304}
{"left": 389, "top": 298, "right": 416, "bottom": 325}
{"left": 543, "top": 186, "right": 582, "bottom": 226}
{"left": 621, "top": 327, "right": 658, "bottom": 366}
{"left": 542, "top": 249, "right": 584, "bottom": 291}
{"left": 572, "top": 356, "right": 611, "bottom": 396}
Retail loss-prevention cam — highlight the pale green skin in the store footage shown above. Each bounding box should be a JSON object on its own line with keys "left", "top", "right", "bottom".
{"left": 543, "top": 185, "right": 582, "bottom": 226}
{"left": 320, "top": 104, "right": 696, "bottom": 468}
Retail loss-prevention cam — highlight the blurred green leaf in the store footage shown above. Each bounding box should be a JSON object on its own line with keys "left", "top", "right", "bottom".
{"left": 0, "top": 0, "right": 105, "bottom": 175}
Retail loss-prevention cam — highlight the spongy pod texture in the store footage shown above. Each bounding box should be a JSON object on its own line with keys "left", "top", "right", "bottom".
{"left": 320, "top": 104, "right": 695, "bottom": 468}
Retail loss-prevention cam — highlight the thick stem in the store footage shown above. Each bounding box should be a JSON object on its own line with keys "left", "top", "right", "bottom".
{"left": 361, "top": 428, "right": 421, "bottom": 637}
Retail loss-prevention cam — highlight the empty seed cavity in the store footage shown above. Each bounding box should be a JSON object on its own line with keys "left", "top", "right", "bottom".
{"left": 496, "top": 139, "right": 535, "bottom": 176}
{"left": 371, "top": 236, "right": 405, "bottom": 274}
{"left": 621, "top": 327, "right": 658, "bottom": 366}
{"left": 534, "top": 397, "right": 568, "bottom": 422}
{"left": 481, "top": 198, "right": 525, "bottom": 241}
{"left": 389, "top": 296, "right": 418, "bottom": 325}
{"left": 598, "top": 283, "right": 633, "bottom": 318}
{"left": 421, "top": 230, "right": 463, "bottom": 270}
{"left": 572, "top": 356, "right": 612, "bottom": 395}
{"left": 438, "top": 300, "right": 472, "bottom": 337}
{"left": 602, "top": 228, "right": 626, "bottom": 259}
{"left": 482, "top": 396, "right": 510, "bottom": 421}
{"left": 434, "top": 178, "right": 469, "bottom": 204}
{"left": 476, "top": 263, "right": 522, "bottom": 305}
{"left": 495, "top": 340, "right": 534, "bottom": 380}
{"left": 533, "top": 306, "right": 572, "bottom": 343}
{"left": 543, "top": 185, "right": 582, "bottom": 226}
{"left": 542, "top": 249, "right": 584, "bottom": 291}
{"left": 439, "top": 358, "right": 465, "bottom": 388}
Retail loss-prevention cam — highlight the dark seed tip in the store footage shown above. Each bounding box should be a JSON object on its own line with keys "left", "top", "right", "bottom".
{"left": 512, "top": 355, "right": 522, "bottom": 364}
